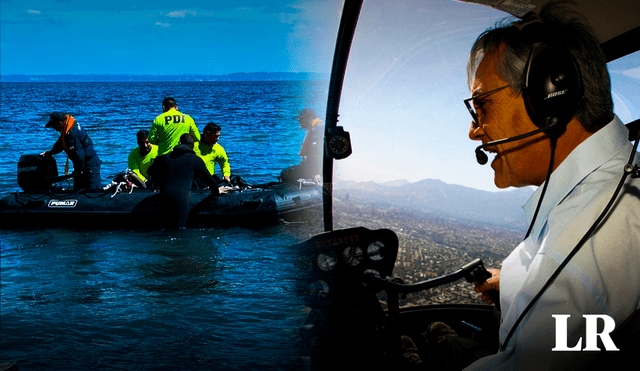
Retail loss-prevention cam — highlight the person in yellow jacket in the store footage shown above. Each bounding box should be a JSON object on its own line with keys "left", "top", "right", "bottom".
{"left": 149, "top": 97, "right": 200, "bottom": 156}
{"left": 195, "top": 123, "right": 231, "bottom": 182}
{"left": 127, "top": 129, "right": 158, "bottom": 183}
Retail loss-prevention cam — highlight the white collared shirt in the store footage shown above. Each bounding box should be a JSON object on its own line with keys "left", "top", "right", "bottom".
{"left": 466, "top": 116, "right": 640, "bottom": 370}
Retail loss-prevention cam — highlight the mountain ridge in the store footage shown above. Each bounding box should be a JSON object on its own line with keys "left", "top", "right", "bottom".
{"left": 334, "top": 178, "right": 534, "bottom": 230}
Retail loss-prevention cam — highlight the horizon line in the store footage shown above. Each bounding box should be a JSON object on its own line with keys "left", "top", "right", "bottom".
{"left": 0, "top": 72, "right": 330, "bottom": 83}
{"left": 1, "top": 71, "right": 327, "bottom": 76}
{"left": 335, "top": 177, "right": 535, "bottom": 194}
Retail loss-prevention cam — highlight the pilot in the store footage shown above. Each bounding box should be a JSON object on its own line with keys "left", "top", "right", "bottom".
{"left": 458, "top": 2, "right": 640, "bottom": 371}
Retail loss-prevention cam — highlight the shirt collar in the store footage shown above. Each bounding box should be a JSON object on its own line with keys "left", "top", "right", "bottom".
{"left": 523, "top": 115, "right": 629, "bottom": 239}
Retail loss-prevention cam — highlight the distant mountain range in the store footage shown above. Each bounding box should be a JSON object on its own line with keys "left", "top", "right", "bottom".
{"left": 0, "top": 72, "right": 329, "bottom": 83}
{"left": 334, "top": 178, "right": 534, "bottom": 230}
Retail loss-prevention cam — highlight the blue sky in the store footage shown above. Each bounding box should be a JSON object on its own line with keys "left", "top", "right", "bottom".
{"left": 0, "top": 0, "right": 342, "bottom": 75}
{"left": 2, "top": 0, "right": 638, "bottom": 192}
{"left": 331, "top": 1, "right": 640, "bottom": 192}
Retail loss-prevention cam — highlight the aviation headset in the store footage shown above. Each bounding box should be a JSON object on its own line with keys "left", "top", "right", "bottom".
{"left": 519, "top": 18, "right": 583, "bottom": 137}
{"left": 498, "top": 16, "right": 640, "bottom": 351}
{"left": 515, "top": 17, "right": 584, "bottom": 240}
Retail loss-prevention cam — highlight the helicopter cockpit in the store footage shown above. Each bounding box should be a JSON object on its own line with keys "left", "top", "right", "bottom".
{"left": 294, "top": 0, "right": 640, "bottom": 369}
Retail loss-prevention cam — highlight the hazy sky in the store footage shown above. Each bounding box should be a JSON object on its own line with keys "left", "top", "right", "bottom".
{"left": 331, "top": 1, "right": 640, "bottom": 192}
{"left": 2, "top": 0, "right": 638, "bottom": 192}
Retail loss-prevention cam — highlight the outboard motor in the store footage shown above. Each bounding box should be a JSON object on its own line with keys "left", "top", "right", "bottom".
{"left": 17, "top": 154, "right": 58, "bottom": 191}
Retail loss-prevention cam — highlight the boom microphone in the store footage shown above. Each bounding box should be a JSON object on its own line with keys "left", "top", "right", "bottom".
{"left": 474, "top": 125, "right": 552, "bottom": 165}
{"left": 475, "top": 148, "right": 489, "bottom": 165}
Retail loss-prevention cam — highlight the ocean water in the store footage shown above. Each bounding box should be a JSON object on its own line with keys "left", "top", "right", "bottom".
{"left": 0, "top": 81, "right": 328, "bottom": 370}
{"left": 0, "top": 80, "right": 327, "bottom": 189}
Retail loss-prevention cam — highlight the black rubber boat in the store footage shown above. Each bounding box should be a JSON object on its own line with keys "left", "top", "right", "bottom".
{"left": 0, "top": 154, "right": 324, "bottom": 229}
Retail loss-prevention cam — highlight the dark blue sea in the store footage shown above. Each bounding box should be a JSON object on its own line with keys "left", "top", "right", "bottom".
{"left": 0, "top": 81, "right": 328, "bottom": 370}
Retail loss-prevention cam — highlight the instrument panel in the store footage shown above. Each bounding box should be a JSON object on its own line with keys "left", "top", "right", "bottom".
{"left": 295, "top": 227, "right": 398, "bottom": 306}
{"left": 293, "top": 227, "right": 400, "bottom": 367}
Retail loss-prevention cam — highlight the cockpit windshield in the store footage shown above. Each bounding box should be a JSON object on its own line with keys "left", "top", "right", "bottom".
{"left": 327, "top": 0, "right": 640, "bottom": 307}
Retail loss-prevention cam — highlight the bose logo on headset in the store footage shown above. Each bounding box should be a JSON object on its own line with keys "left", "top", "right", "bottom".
{"left": 545, "top": 89, "right": 568, "bottom": 100}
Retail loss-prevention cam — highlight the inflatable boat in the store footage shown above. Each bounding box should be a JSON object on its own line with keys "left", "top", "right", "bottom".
{"left": 0, "top": 154, "right": 324, "bottom": 229}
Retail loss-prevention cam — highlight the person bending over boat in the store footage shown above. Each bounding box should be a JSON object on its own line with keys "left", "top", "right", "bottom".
{"left": 149, "top": 97, "right": 201, "bottom": 156}
{"left": 128, "top": 129, "right": 158, "bottom": 184}
{"left": 147, "top": 133, "right": 223, "bottom": 229}
{"left": 41, "top": 112, "right": 102, "bottom": 190}
{"left": 195, "top": 123, "right": 231, "bottom": 182}
{"left": 280, "top": 108, "right": 324, "bottom": 182}
{"left": 415, "top": 3, "right": 640, "bottom": 371}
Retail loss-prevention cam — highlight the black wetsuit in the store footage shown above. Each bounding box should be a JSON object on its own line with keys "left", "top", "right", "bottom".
{"left": 280, "top": 122, "right": 324, "bottom": 182}
{"left": 147, "top": 144, "right": 219, "bottom": 229}
{"left": 50, "top": 122, "right": 102, "bottom": 190}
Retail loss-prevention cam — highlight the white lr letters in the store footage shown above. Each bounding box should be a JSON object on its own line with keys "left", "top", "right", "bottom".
{"left": 552, "top": 314, "right": 619, "bottom": 351}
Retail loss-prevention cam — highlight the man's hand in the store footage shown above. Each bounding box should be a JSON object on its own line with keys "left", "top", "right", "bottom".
{"left": 218, "top": 186, "right": 228, "bottom": 194}
{"left": 474, "top": 268, "right": 500, "bottom": 305}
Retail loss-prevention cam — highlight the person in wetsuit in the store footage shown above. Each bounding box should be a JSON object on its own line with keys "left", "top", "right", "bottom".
{"left": 42, "top": 112, "right": 102, "bottom": 190}
{"left": 280, "top": 108, "right": 324, "bottom": 182}
{"left": 147, "top": 133, "right": 222, "bottom": 229}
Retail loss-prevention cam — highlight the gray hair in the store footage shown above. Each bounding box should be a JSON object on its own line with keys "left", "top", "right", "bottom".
{"left": 467, "top": 1, "right": 613, "bottom": 131}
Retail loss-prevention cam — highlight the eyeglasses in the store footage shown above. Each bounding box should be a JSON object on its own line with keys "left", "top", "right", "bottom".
{"left": 463, "top": 84, "right": 511, "bottom": 125}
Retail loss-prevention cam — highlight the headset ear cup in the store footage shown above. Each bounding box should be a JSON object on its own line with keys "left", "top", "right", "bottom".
{"left": 522, "top": 44, "right": 582, "bottom": 134}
